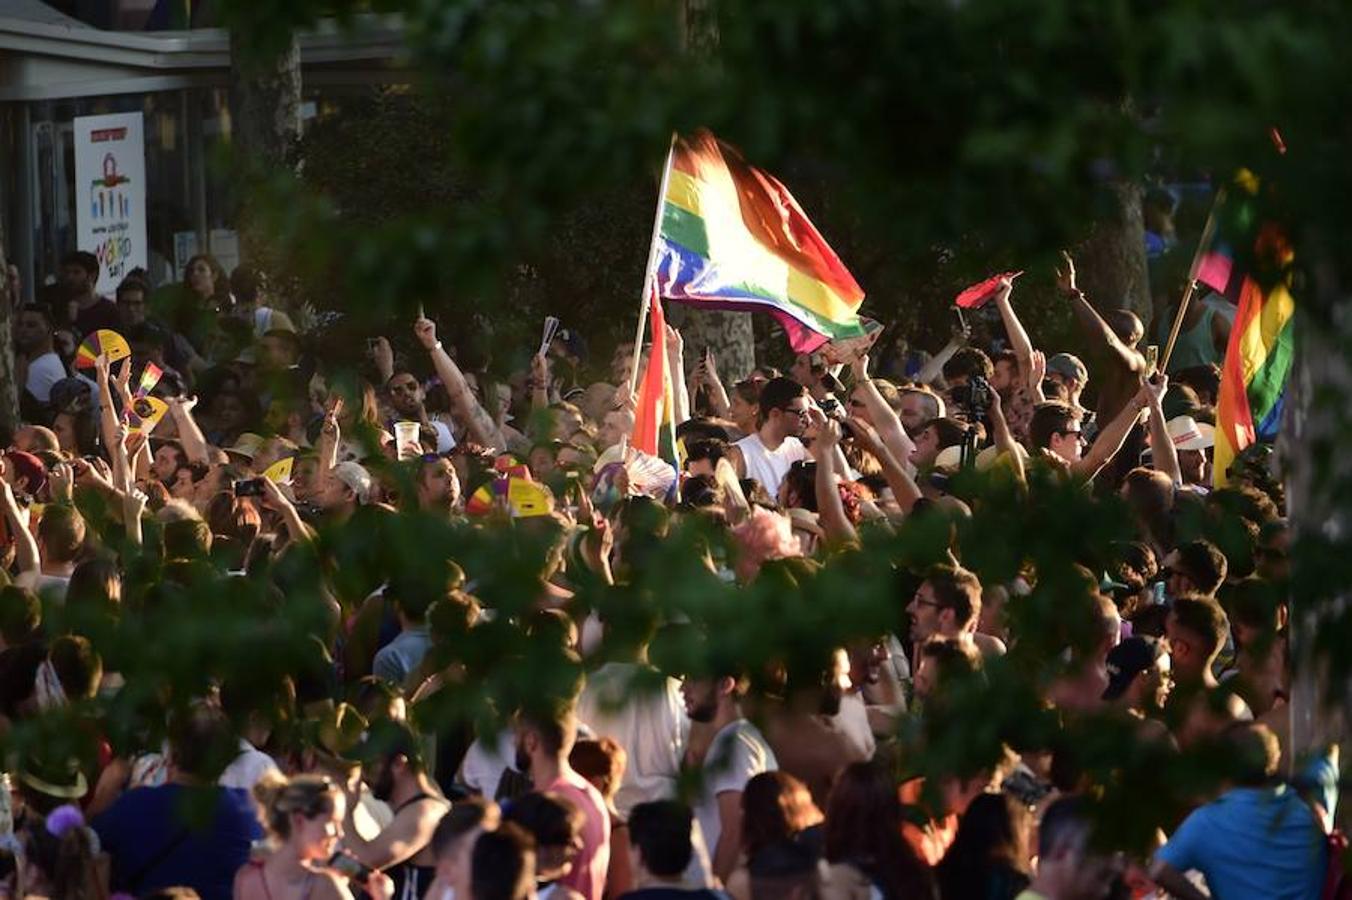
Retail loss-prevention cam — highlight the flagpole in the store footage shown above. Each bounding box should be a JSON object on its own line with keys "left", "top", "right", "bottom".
{"left": 1160, "top": 187, "right": 1227, "bottom": 373}
{"left": 627, "top": 133, "right": 678, "bottom": 398}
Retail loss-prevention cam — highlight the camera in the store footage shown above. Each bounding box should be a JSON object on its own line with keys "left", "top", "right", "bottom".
{"left": 233, "top": 478, "right": 266, "bottom": 497}
{"left": 951, "top": 375, "right": 993, "bottom": 422}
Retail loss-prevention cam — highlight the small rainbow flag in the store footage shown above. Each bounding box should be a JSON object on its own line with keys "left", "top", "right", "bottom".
{"left": 1212, "top": 179, "right": 1294, "bottom": 487}
{"left": 630, "top": 287, "right": 677, "bottom": 465}
{"left": 654, "top": 129, "right": 866, "bottom": 353}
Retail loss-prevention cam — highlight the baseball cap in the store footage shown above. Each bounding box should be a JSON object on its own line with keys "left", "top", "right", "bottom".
{"left": 332, "top": 461, "right": 373, "bottom": 505}
{"left": 1047, "top": 353, "right": 1089, "bottom": 386}
{"left": 1103, "top": 636, "right": 1167, "bottom": 701}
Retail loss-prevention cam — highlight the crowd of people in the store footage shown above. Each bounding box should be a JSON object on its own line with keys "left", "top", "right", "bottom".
{"left": 0, "top": 241, "right": 1334, "bottom": 900}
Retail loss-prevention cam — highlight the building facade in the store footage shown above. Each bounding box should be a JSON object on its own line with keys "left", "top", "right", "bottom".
{"left": 0, "top": 0, "right": 404, "bottom": 300}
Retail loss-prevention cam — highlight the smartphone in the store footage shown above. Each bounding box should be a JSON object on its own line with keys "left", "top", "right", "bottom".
{"left": 326, "top": 851, "right": 374, "bottom": 881}
{"left": 1145, "top": 344, "right": 1160, "bottom": 375}
{"left": 233, "top": 478, "right": 266, "bottom": 497}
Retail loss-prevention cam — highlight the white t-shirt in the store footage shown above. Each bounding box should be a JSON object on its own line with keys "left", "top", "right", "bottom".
{"left": 577, "top": 662, "right": 689, "bottom": 816}
{"left": 458, "top": 728, "right": 515, "bottom": 798}
{"left": 694, "top": 718, "right": 777, "bottom": 855}
{"left": 26, "top": 352, "right": 66, "bottom": 404}
{"left": 219, "top": 739, "right": 281, "bottom": 791}
{"left": 733, "top": 433, "right": 807, "bottom": 497}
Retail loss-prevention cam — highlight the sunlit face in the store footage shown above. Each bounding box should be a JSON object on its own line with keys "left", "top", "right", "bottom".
{"left": 730, "top": 392, "right": 758, "bottom": 431}
{"left": 387, "top": 374, "right": 423, "bottom": 417}
{"left": 991, "top": 359, "right": 1018, "bottom": 394}
{"left": 293, "top": 457, "right": 321, "bottom": 502}
{"left": 553, "top": 408, "right": 584, "bottom": 440}
{"left": 293, "top": 792, "right": 345, "bottom": 862}
{"left": 1048, "top": 422, "right": 1085, "bottom": 464}
{"left": 910, "top": 425, "right": 941, "bottom": 467}
{"left": 53, "top": 412, "right": 79, "bottom": 455}
{"left": 680, "top": 677, "right": 719, "bottom": 724}
{"left": 847, "top": 389, "right": 873, "bottom": 426}
{"left": 907, "top": 581, "right": 949, "bottom": 642}
{"left": 154, "top": 445, "right": 182, "bottom": 483}
{"left": 418, "top": 459, "right": 460, "bottom": 511}
{"left": 773, "top": 398, "right": 810, "bottom": 438}
{"left": 599, "top": 410, "right": 632, "bottom": 450}
{"left": 898, "top": 394, "right": 932, "bottom": 434}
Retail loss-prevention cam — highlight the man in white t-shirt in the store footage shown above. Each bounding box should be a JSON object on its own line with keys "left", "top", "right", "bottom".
{"left": 577, "top": 654, "right": 689, "bottom": 817}
{"left": 728, "top": 376, "right": 810, "bottom": 497}
{"left": 680, "top": 669, "right": 778, "bottom": 882}
{"left": 15, "top": 305, "right": 66, "bottom": 405}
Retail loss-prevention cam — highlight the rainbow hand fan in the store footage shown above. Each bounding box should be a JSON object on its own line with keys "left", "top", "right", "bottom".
{"left": 74, "top": 330, "right": 131, "bottom": 369}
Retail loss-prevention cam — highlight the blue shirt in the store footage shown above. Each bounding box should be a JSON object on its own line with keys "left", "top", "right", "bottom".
{"left": 93, "top": 783, "right": 263, "bottom": 900}
{"left": 372, "top": 626, "right": 432, "bottom": 685}
{"left": 1156, "top": 755, "right": 1338, "bottom": 900}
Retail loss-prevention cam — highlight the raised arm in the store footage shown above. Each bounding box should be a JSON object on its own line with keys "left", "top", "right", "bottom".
{"left": 1142, "top": 374, "right": 1181, "bottom": 486}
{"left": 261, "top": 476, "right": 316, "bottom": 544}
{"left": 1057, "top": 251, "right": 1145, "bottom": 375}
{"left": 529, "top": 353, "right": 551, "bottom": 411}
{"left": 665, "top": 325, "right": 691, "bottom": 427}
{"left": 168, "top": 395, "right": 210, "bottom": 464}
{"left": 807, "top": 410, "right": 859, "bottom": 546}
{"left": 990, "top": 277, "right": 1035, "bottom": 383}
{"left": 0, "top": 473, "right": 39, "bottom": 585}
{"left": 915, "top": 333, "right": 966, "bottom": 387}
{"left": 845, "top": 415, "right": 923, "bottom": 515}
{"left": 851, "top": 355, "right": 916, "bottom": 470}
{"left": 985, "top": 389, "right": 1026, "bottom": 485}
{"left": 414, "top": 316, "right": 505, "bottom": 449}
{"left": 695, "top": 349, "right": 731, "bottom": 419}
{"left": 318, "top": 397, "right": 341, "bottom": 476}
{"left": 1074, "top": 384, "right": 1149, "bottom": 481}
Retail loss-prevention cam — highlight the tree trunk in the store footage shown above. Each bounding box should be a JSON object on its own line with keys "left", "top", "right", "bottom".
{"left": 229, "top": 30, "right": 302, "bottom": 267}
{"left": 1284, "top": 257, "right": 1351, "bottom": 769}
{"left": 1075, "top": 181, "right": 1152, "bottom": 321}
{"left": 0, "top": 233, "right": 17, "bottom": 444}
{"left": 675, "top": 0, "right": 757, "bottom": 382}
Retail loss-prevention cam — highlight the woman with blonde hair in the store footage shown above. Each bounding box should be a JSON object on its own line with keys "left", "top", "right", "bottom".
{"left": 235, "top": 773, "right": 393, "bottom": 900}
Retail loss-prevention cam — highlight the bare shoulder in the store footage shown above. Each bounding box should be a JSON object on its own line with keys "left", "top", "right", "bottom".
{"left": 308, "top": 869, "right": 353, "bottom": 900}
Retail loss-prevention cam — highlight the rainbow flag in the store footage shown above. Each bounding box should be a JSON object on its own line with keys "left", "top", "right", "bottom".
{"left": 654, "top": 130, "right": 866, "bottom": 353}
{"left": 630, "top": 287, "right": 678, "bottom": 465}
{"left": 1213, "top": 208, "right": 1294, "bottom": 487}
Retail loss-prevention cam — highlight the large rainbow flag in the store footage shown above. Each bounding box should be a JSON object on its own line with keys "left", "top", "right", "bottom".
{"left": 1209, "top": 176, "right": 1294, "bottom": 487}
{"left": 654, "top": 129, "right": 867, "bottom": 353}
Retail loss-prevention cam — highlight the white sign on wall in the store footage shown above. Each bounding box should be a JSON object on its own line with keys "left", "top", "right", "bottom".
{"left": 73, "top": 112, "right": 147, "bottom": 295}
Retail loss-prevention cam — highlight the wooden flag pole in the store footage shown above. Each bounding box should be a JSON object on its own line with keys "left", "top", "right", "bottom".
{"left": 1158, "top": 279, "right": 1198, "bottom": 374}
{"left": 1161, "top": 186, "right": 1229, "bottom": 374}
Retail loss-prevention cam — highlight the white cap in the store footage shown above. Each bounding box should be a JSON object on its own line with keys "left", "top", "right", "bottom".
{"left": 332, "top": 461, "right": 373, "bottom": 505}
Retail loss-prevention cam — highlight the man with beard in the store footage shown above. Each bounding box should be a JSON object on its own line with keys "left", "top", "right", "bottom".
{"left": 386, "top": 369, "right": 456, "bottom": 455}
{"left": 679, "top": 668, "right": 777, "bottom": 883}
{"left": 514, "top": 702, "right": 611, "bottom": 900}
{"left": 727, "top": 376, "right": 810, "bottom": 497}
{"left": 763, "top": 647, "right": 874, "bottom": 808}
{"left": 415, "top": 455, "right": 461, "bottom": 515}
{"left": 343, "top": 720, "right": 449, "bottom": 900}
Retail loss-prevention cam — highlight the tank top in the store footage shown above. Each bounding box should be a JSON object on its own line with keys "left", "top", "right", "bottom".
{"left": 1159, "top": 303, "right": 1220, "bottom": 372}
{"left": 734, "top": 433, "right": 807, "bottom": 496}
{"left": 389, "top": 794, "right": 446, "bottom": 900}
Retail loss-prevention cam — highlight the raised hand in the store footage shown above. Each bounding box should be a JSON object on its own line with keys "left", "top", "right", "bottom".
{"left": 414, "top": 316, "right": 438, "bottom": 351}
{"left": 1028, "top": 349, "right": 1047, "bottom": 389}
{"left": 371, "top": 336, "right": 394, "bottom": 374}
{"left": 1055, "top": 250, "right": 1079, "bottom": 295}
{"left": 851, "top": 353, "right": 871, "bottom": 382}
{"left": 49, "top": 462, "right": 75, "bottom": 503}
